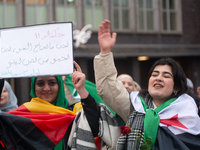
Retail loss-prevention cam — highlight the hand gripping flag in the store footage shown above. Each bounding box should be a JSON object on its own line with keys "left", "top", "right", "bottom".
{"left": 0, "top": 97, "right": 76, "bottom": 150}
{"left": 130, "top": 91, "right": 200, "bottom": 149}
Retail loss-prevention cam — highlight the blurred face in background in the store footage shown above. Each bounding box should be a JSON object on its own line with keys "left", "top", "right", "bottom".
{"left": 0, "top": 86, "right": 9, "bottom": 106}
{"left": 118, "top": 74, "right": 137, "bottom": 92}
{"left": 35, "top": 77, "right": 59, "bottom": 103}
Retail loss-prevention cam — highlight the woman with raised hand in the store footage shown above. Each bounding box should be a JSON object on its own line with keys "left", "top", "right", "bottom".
{"left": 68, "top": 61, "right": 120, "bottom": 150}
{"left": 94, "top": 20, "right": 200, "bottom": 150}
{"left": 0, "top": 61, "right": 100, "bottom": 150}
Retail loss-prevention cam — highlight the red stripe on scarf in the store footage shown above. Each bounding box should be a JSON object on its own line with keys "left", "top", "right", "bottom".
{"left": 8, "top": 104, "right": 76, "bottom": 145}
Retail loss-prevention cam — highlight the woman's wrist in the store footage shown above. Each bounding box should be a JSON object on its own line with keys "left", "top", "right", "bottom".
{"left": 77, "top": 87, "right": 89, "bottom": 99}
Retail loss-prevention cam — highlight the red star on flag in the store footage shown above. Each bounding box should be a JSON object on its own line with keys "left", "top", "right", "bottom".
{"left": 160, "top": 114, "right": 188, "bottom": 129}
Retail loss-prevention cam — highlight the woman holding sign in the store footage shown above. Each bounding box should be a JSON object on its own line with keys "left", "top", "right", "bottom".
{"left": 0, "top": 61, "right": 100, "bottom": 150}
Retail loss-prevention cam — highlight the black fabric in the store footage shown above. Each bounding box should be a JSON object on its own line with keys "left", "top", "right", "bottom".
{"left": 0, "top": 79, "right": 4, "bottom": 95}
{"left": 153, "top": 126, "right": 200, "bottom": 150}
{"left": 62, "top": 121, "right": 73, "bottom": 150}
{"left": 116, "top": 114, "right": 125, "bottom": 126}
{"left": 0, "top": 113, "right": 55, "bottom": 150}
{"left": 64, "top": 94, "right": 100, "bottom": 149}
{"left": 81, "top": 94, "right": 100, "bottom": 137}
{"left": 177, "top": 131, "right": 200, "bottom": 149}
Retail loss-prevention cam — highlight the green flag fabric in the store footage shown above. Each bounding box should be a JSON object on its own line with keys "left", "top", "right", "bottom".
{"left": 140, "top": 96, "right": 177, "bottom": 147}
{"left": 64, "top": 75, "right": 115, "bottom": 115}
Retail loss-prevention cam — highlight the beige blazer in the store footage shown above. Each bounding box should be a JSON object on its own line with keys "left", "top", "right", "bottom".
{"left": 94, "top": 52, "right": 134, "bottom": 122}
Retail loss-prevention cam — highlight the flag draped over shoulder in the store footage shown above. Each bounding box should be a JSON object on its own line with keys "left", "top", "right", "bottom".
{"left": 0, "top": 97, "right": 76, "bottom": 150}
{"left": 130, "top": 91, "right": 200, "bottom": 149}
{"left": 65, "top": 75, "right": 115, "bottom": 115}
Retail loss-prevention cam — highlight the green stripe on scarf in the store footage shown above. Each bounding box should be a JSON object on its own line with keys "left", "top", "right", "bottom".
{"left": 64, "top": 75, "right": 115, "bottom": 115}
{"left": 139, "top": 96, "right": 177, "bottom": 147}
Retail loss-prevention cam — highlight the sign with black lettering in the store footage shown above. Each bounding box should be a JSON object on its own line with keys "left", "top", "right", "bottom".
{"left": 0, "top": 22, "right": 73, "bottom": 78}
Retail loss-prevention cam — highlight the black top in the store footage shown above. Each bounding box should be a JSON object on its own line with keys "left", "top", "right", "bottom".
{"left": 81, "top": 94, "right": 100, "bottom": 137}
{"left": 63, "top": 94, "right": 100, "bottom": 150}
{"left": 0, "top": 79, "right": 4, "bottom": 95}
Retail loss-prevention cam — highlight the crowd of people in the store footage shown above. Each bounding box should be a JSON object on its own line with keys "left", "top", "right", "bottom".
{"left": 0, "top": 20, "right": 200, "bottom": 150}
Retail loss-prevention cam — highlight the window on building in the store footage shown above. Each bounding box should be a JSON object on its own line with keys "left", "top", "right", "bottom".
{"left": 0, "top": 0, "right": 18, "bottom": 28}
{"left": 26, "top": 0, "right": 49, "bottom": 25}
{"left": 26, "top": 0, "right": 45, "bottom": 4}
{"left": 111, "top": 0, "right": 131, "bottom": 31}
{"left": 161, "top": 0, "right": 182, "bottom": 33}
{"left": 136, "top": 0, "right": 158, "bottom": 32}
{"left": 84, "top": 0, "right": 105, "bottom": 30}
{"left": 56, "top": 0, "right": 77, "bottom": 27}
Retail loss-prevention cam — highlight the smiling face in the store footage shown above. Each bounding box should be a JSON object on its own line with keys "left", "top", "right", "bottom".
{"left": 0, "top": 86, "right": 9, "bottom": 106}
{"left": 35, "top": 77, "right": 59, "bottom": 103}
{"left": 148, "top": 65, "right": 174, "bottom": 106}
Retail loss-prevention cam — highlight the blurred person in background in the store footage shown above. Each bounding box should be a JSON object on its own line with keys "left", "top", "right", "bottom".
{"left": 117, "top": 74, "right": 141, "bottom": 92}
{"left": 197, "top": 86, "right": 200, "bottom": 99}
{"left": 0, "top": 80, "right": 18, "bottom": 112}
{"left": 187, "top": 78, "right": 200, "bottom": 112}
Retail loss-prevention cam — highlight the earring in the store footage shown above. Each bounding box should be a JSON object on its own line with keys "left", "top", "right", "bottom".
{"left": 174, "top": 90, "right": 177, "bottom": 95}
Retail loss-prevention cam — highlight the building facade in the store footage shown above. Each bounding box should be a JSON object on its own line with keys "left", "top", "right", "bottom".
{"left": 1, "top": 0, "right": 200, "bottom": 105}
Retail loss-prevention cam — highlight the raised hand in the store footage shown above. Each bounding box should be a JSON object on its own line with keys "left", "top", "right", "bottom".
{"left": 98, "top": 20, "right": 117, "bottom": 54}
{"left": 72, "top": 61, "right": 88, "bottom": 99}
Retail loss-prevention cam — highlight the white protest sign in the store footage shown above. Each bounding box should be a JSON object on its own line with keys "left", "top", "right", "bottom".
{"left": 0, "top": 22, "right": 73, "bottom": 78}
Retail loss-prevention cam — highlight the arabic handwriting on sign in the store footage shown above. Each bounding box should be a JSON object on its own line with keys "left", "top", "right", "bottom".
{"left": 73, "top": 24, "right": 92, "bottom": 48}
{"left": 6, "top": 57, "right": 38, "bottom": 69}
{"left": 30, "top": 69, "right": 41, "bottom": 76}
{"left": 1, "top": 70, "right": 28, "bottom": 77}
{"left": 16, "top": 42, "right": 32, "bottom": 54}
{"left": 1, "top": 69, "right": 41, "bottom": 77}
{"left": 56, "top": 42, "right": 69, "bottom": 49}
{"left": 1, "top": 47, "right": 14, "bottom": 53}
{"left": 6, "top": 58, "right": 23, "bottom": 69}
{"left": 33, "top": 42, "right": 54, "bottom": 52}
{"left": 1, "top": 41, "right": 68, "bottom": 54}
{"left": 35, "top": 28, "right": 65, "bottom": 40}
{"left": 50, "top": 55, "right": 70, "bottom": 64}
{"left": 22, "top": 57, "right": 37, "bottom": 66}
{"left": 35, "top": 33, "right": 40, "bottom": 39}
{"left": 38, "top": 58, "right": 49, "bottom": 65}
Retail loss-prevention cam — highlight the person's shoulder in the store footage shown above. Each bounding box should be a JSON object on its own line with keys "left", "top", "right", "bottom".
{"left": 188, "top": 93, "right": 199, "bottom": 101}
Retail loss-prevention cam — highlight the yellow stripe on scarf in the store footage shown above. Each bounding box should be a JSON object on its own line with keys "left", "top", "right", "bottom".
{"left": 23, "top": 97, "right": 75, "bottom": 115}
{"left": 73, "top": 102, "right": 83, "bottom": 114}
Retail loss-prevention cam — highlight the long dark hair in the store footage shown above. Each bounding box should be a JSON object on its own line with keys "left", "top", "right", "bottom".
{"left": 140, "top": 58, "right": 188, "bottom": 99}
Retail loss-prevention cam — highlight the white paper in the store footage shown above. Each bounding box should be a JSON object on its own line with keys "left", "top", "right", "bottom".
{"left": 0, "top": 22, "right": 73, "bottom": 78}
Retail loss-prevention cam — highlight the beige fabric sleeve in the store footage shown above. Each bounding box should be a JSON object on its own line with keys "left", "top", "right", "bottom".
{"left": 94, "top": 52, "right": 134, "bottom": 122}
{"left": 64, "top": 86, "right": 79, "bottom": 103}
